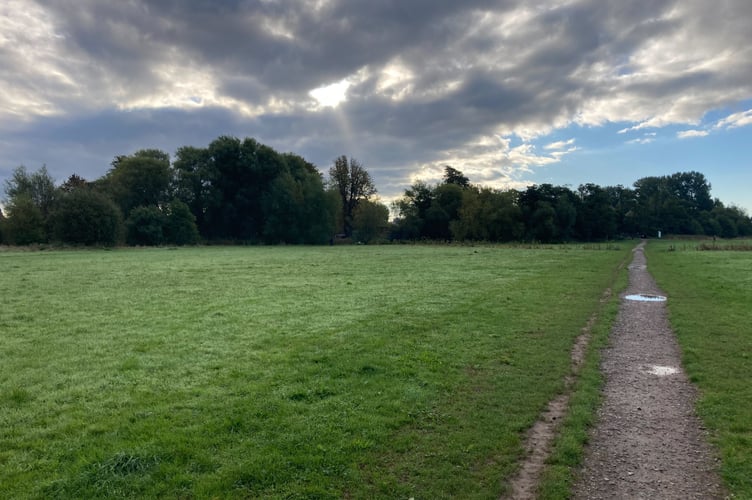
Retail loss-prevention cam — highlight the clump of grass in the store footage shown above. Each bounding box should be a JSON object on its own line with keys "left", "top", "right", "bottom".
{"left": 46, "top": 452, "right": 161, "bottom": 497}
{"left": 3, "top": 387, "right": 33, "bottom": 406}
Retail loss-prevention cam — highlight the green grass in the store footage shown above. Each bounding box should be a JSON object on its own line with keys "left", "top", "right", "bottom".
{"left": 538, "top": 260, "right": 628, "bottom": 499}
{"left": 0, "top": 244, "right": 628, "bottom": 498}
{"left": 648, "top": 239, "right": 752, "bottom": 497}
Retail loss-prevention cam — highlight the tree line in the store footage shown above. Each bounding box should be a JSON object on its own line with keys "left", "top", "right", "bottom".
{"left": 1, "top": 136, "right": 750, "bottom": 246}
{"left": 0, "top": 137, "right": 382, "bottom": 246}
{"left": 391, "top": 168, "right": 752, "bottom": 242}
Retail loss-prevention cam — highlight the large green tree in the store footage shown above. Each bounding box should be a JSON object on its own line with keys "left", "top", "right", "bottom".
{"left": 2, "top": 165, "right": 57, "bottom": 244}
{"left": 106, "top": 149, "right": 172, "bottom": 216}
{"left": 451, "top": 187, "right": 522, "bottom": 242}
{"left": 328, "top": 156, "right": 377, "bottom": 236}
{"left": 576, "top": 183, "right": 617, "bottom": 241}
{"left": 262, "top": 153, "right": 337, "bottom": 244}
{"left": 173, "top": 136, "right": 337, "bottom": 243}
{"left": 518, "top": 184, "right": 578, "bottom": 242}
{"left": 353, "top": 200, "right": 390, "bottom": 243}
{"left": 2, "top": 195, "right": 46, "bottom": 245}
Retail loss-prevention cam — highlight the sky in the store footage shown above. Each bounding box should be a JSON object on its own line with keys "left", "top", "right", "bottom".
{"left": 2, "top": 0, "right": 751, "bottom": 213}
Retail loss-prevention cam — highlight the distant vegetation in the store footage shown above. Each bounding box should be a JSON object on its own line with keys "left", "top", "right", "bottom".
{"left": 1, "top": 136, "right": 750, "bottom": 246}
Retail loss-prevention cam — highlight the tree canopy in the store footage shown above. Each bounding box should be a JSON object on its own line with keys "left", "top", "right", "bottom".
{"left": 2, "top": 142, "right": 750, "bottom": 247}
{"left": 392, "top": 168, "right": 751, "bottom": 242}
{"left": 328, "top": 155, "right": 377, "bottom": 236}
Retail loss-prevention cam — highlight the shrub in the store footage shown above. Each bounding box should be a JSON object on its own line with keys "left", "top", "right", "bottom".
{"left": 51, "top": 190, "right": 123, "bottom": 246}
{"left": 126, "top": 206, "right": 166, "bottom": 246}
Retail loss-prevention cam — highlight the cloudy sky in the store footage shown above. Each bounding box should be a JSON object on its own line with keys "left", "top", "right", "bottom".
{"left": 2, "top": 0, "right": 751, "bottom": 212}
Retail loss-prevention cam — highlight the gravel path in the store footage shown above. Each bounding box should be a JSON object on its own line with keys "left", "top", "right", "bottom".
{"left": 573, "top": 242, "right": 726, "bottom": 499}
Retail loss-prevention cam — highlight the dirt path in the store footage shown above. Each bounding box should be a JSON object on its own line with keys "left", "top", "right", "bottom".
{"left": 573, "top": 242, "right": 726, "bottom": 499}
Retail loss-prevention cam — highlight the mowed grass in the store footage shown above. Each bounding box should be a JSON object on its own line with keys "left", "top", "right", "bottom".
{"left": 648, "top": 240, "right": 752, "bottom": 497}
{"left": 0, "top": 244, "right": 628, "bottom": 498}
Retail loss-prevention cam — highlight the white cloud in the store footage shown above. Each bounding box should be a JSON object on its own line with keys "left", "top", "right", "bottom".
{"left": 627, "top": 137, "right": 655, "bottom": 145}
{"left": 715, "top": 109, "right": 752, "bottom": 129}
{"left": 544, "top": 138, "right": 575, "bottom": 150}
{"left": 677, "top": 129, "right": 709, "bottom": 139}
{"left": 309, "top": 78, "right": 352, "bottom": 108}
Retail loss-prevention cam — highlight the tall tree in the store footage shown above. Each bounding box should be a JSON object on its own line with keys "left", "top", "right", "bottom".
{"left": 2, "top": 195, "right": 46, "bottom": 244}
{"left": 443, "top": 166, "right": 470, "bottom": 187}
{"left": 2, "top": 165, "right": 57, "bottom": 243}
{"left": 3, "top": 165, "right": 57, "bottom": 220}
{"left": 106, "top": 149, "right": 172, "bottom": 216}
{"left": 328, "top": 155, "right": 376, "bottom": 236}
{"left": 352, "top": 200, "right": 390, "bottom": 244}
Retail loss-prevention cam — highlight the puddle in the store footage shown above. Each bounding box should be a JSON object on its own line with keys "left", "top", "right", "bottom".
{"left": 646, "top": 365, "right": 679, "bottom": 376}
{"left": 625, "top": 294, "right": 667, "bottom": 302}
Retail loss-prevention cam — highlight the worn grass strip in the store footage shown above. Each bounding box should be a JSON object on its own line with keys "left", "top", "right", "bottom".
{"left": 647, "top": 239, "right": 752, "bottom": 498}
{"left": 1, "top": 245, "right": 628, "bottom": 498}
{"left": 536, "top": 263, "right": 628, "bottom": 499}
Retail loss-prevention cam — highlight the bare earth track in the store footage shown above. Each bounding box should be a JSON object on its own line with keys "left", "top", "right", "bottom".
{"left": 503, "top": 242, "right": 727, "bottom": 499}
{"left": 573, "top": 242, "right": 726, "bottom": 499}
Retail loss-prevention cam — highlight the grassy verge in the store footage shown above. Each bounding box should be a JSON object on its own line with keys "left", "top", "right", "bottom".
{"left": 647, "top": 239, "right": 752, "bottom": 497}
{"left": 537, "top": 249, "right": 629, "bottom": 499}
{"left": 1, "top": 245, "right": 628, "bottom": 498}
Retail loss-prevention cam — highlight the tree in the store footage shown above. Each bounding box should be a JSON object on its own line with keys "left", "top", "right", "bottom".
{"left": 451, "top": 188, "right": 522, "bottom": 242}
{"left": 3, "top": 165, "right": 57, "bottom": 218}
{"left": 353, "top": 200, "right": 390, "bottom": 243}
{"left": 392, "top": 181, "right": 433, "bottom": 240}
{"left": 3, "top": 195, "right": 46, "bottom": 245}
{"left": 163, "top": 199, "right": 200, "bottom": 245}
{"left": 3, "top": 165, "right": 57, "bottom": 241}
{"left": 328, "top": 155, "right": 377, "bottom": 236}
{"left": 519, "top": 184, "right": 577, "bottom": 242}
{"left": 576, "top": 183, "right": 616, "bottom": 240}
{"left": 59, "top": 174, "right": 89, "bottom": 193}
{"left": 172, "top": 145, "right": 214, "bottom": 234}
{"left": 261, "top": 154, "right": 337, "bottom": 244}
{"left": 667, "top": 171, "right": 713, "bottom": 213}
{"left": 50, "top": 189, "right": 123, "bottom": 246}
{"left": 106, "top": 149, "right": 172, "bottom": 216}
{"left": 443, "top": 166, "right": 469, "bottom": 187}
{"left": 202, "top": 136, "right": 289, "bottom": 241}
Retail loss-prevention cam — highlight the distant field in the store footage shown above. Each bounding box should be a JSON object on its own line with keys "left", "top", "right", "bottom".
{"left": 648, "top": 240, "right": 752, "bottom": 498}
{"left": 1, "top": 244, "right": 628, "bottom": 498}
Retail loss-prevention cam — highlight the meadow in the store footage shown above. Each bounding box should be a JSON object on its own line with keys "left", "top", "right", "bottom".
{"left": 648, "top": 239, "right": 752, "bottom": 498}
{"left": 0, "top": 244, "right": 629, "bottom": 498}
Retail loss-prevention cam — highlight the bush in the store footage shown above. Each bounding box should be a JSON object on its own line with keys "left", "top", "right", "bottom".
{"left": 51, "top": 190, "right": 123, "bottom": 246}
{"left": 126, "top": 206, "right": 166, "bottom": 246}
{"left": 164, "top": 199, "right": 200, "bottom": 245}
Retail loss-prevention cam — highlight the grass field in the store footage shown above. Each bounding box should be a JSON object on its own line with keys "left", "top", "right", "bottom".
{"left": 648, "top": 239, "right": 752, "bottom": 498}
{"left": 1, "top": 244, "right": 629, "bottom": 498}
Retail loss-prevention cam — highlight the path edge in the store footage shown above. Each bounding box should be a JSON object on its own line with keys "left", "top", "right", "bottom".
{"left": 500, "top": 245, "right": 632, "bottom": 499}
